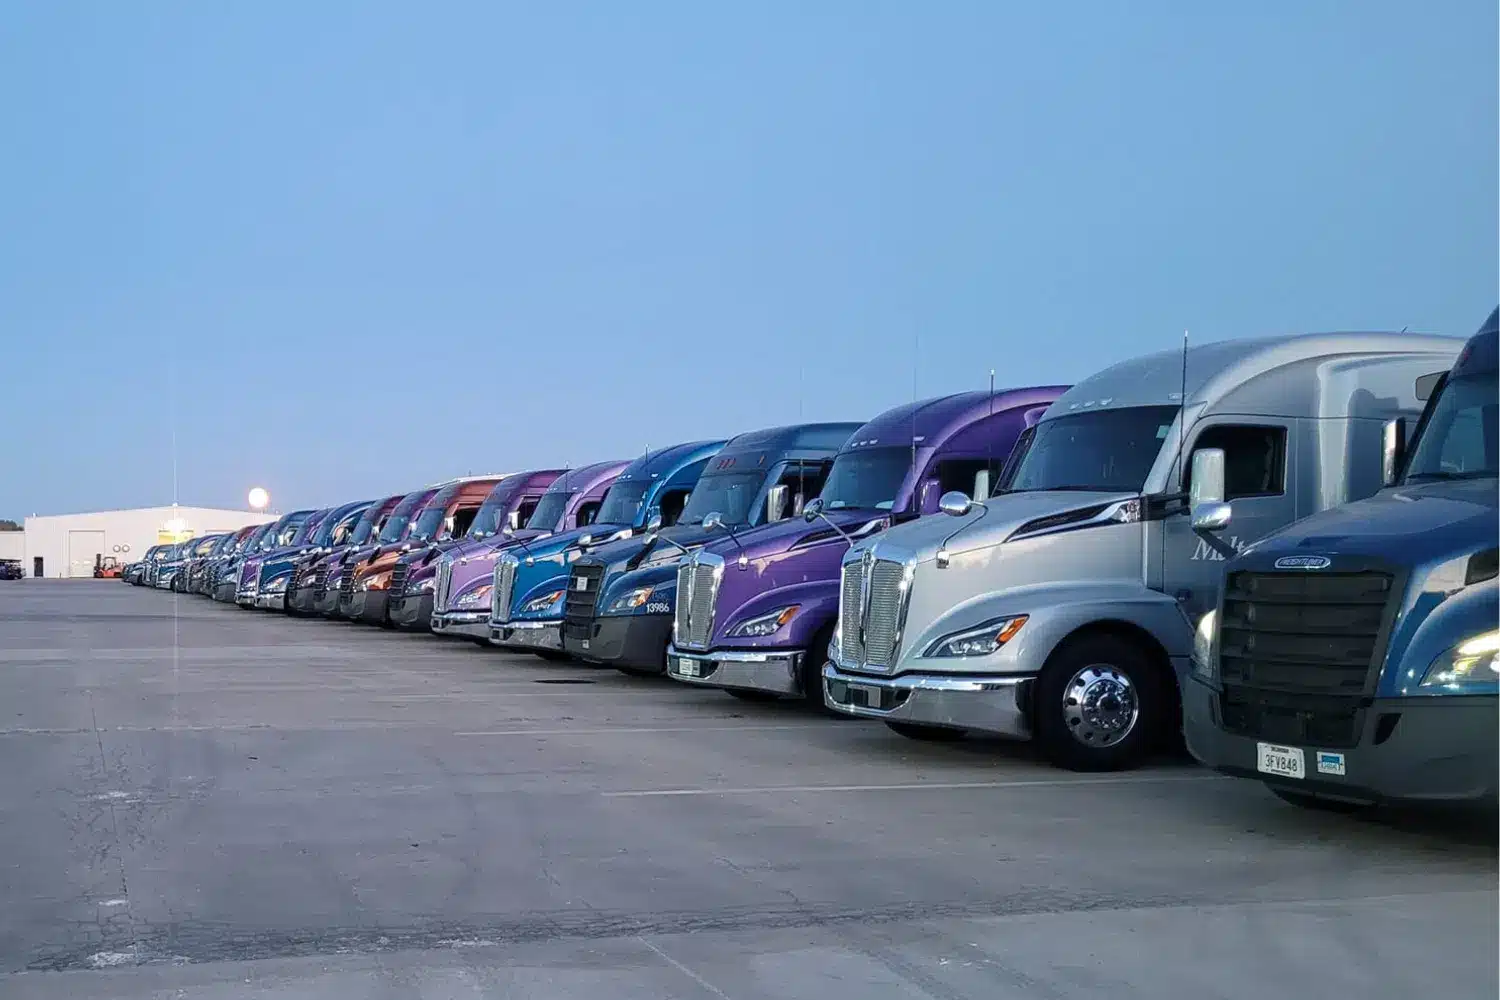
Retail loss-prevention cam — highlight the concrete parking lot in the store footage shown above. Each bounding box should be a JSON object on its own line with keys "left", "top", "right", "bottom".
{"left": 1, "top": 580, "right": 1494, "bottom": 998}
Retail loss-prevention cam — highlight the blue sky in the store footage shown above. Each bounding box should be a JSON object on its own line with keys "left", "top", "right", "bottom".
{"left": 1, "top": 2, "right": 1494, "bottom": 516}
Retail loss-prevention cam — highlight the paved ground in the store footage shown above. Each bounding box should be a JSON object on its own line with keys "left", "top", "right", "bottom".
{"left": 1, "top": 580, "right": 1494, "bottom": 998}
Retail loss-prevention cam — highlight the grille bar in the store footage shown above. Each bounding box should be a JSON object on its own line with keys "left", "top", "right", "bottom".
{"left": 563, "top": 564, "right": 604, "bottom": 642}
{"left": 492, "top": 557, "right": 517, "bottom": 622}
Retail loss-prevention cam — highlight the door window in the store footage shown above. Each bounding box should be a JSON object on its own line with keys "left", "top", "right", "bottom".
{"left": 934, "top": 458, "right": 1005, "bottom": 500}
{"left": 1184, "top": 425, "right": 1287, "bottom": 499}
{"left": 773, "top": 462, "right": 833, "bottom": 518}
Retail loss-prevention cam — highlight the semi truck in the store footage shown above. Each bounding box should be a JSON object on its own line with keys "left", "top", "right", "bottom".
{"left": 484, "top": 442, "right": 725, "bottom": 652}
{"left": 561, "top": 423, "right": 862, "bottom": 674}
{"left": 822, "top": 330, "right": 1463, "bottom": 771}
{"left": 1185, "top": 310, "right": 1497, "bottom": 808}
{"left": 292, "top": 493, "right": 404, "bottom": 616}
{"left": 388, "top": 470, "right": 568, "bottom": 630}
{"left": 209, "top": 526, "right": 267, "bottom": 600}
{"left": 666, "top": 387, "right": 1067, "bottom": 705}
{"left": 421, "top": 461, "right": 626, "bottom": 640}
{"left": 332, "top": 487, "right": 440, "bottom": 619}
{"left": 235, "top": 509, "right": 320, "bottom": 607}
{"left": 253, "top": 500, "right": 372, "bottom": 611}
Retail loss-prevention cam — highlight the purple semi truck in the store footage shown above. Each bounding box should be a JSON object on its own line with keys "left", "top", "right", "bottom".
{"left": 429, "top": 460, "right": 626, "bottom": 642}
{"left": 665, "top": 387, "right": 1067, "bottom": 705}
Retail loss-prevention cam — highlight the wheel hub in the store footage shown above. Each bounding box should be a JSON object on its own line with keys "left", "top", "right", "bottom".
{"left": 1061, "top": 664, "right": 1139, "bottom": 747}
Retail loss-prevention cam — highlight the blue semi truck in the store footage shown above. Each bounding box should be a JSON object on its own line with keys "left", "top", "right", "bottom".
{"left": 479, "top": 440, "right": 727, "bottom": 654}
{"left": 560, "top": 422, "right": 862, "bottom": 675}
{"left": 1185, "top": 308, "right": 1498, "bottom": 808}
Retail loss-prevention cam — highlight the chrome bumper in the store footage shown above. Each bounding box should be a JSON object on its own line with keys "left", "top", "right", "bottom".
{"left": 822, "top": 664, "right": 1032, "bottom": 738}
{"left": 253, "top": 592, "right": 286, "bottom": 610}
{"left": 431, "top": 611, "right": 491, "bottom": 641}
{"left": 490, "top": 620, "right": 562, "bottom": 651}
{"left": 666, "top": 645, "right": 803, "bottom": 695}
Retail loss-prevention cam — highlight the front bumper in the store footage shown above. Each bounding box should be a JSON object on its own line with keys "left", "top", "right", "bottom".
{"left": 822, "top": 664, "right": 1033, "bottom": 737}
{"left": 253, "top": 590, "right": 287, "bottom": 610}
{"left": 431, "top": 611, "right": 492, "bottom": 641}
{"left": 350, "top": 589, "right": 390, "bottom": 625}
{"left": 235, "top": 588, "right": 258, "bottom": 607}
{"left": 287, "top": 582, "right": 321, "bottom": 613}
{"left": 667, "top": 645, "right": 805, "bottom": 695}
{"left": 389, "top": 592, "right": 434, "bottom": 630}
{"left": 563, "top": 613, "right": 671, "bottom": 669}
{"left": 1183, "top": 675, "right": 1499, "bottom": 806}
{"left": 491, "top": 620, "right": 563, "bottom": 652}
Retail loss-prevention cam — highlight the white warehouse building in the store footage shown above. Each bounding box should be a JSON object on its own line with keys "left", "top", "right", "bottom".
{"left": 19, "top": 506, "right": 278, "bottom": 579}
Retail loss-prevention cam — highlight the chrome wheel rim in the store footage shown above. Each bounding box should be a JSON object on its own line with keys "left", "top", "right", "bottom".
{"left": 1061, "top": 664, "right": 1138, "bottom": 747}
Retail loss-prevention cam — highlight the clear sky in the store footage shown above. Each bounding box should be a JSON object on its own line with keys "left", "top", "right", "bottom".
{"left": 1, "top": 2, "right": 1494, "bottom": 517}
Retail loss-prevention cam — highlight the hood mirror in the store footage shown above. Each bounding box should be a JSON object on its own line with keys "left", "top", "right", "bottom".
{"left": 938, "top": 491, "right": 974, "bottom": 517}
{"left": 645, "top": 511, "right": 663, "bottom": 534}
{"left": 1382, "top": 417, "right": 1407, "bottom": 488}
{"left": 802, "top": 497, "right": 824, "bottom": 522}
{"left": 702, "top": 511, "right": 725, "bottom": 531}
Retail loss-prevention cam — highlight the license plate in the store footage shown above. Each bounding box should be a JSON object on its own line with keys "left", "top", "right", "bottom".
{"left": 676, "top": 659, "right": 700, "bottom": 678}
{"left": 1256, "top": 742, "right": 1305, "bottom": 779}
{"left": 848, "top": 684, "right": 882, "bottom": 708}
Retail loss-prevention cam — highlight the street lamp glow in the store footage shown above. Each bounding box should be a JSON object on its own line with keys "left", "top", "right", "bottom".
{"left": 248, "top": 487, "right": 270, "bottom": 511}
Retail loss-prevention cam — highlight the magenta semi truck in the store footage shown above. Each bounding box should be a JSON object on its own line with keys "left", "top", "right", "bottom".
{"left": 665, "top": 387, "right": 1066, "bottom": 704}
{"left": 429, "top": 460, "right": 626, "bottom": 642}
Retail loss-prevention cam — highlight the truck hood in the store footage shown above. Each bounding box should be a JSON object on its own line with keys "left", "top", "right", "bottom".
{"left": 1246, "top": 479, "right": 1498, "bottom": 565}
{"left": 850, "top": 490, "right": 1138, "bottom": 565}
{"left": 699, "top": 508, "right": 891, "bottom": 566}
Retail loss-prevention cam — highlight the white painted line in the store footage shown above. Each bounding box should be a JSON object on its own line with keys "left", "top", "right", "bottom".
{"left": 640, "top": 937, "right": 732, "bottom": 999}
{"left": 454, "top": 724, "right": 828, "bottom": 737}
{"left": 602, "top": 773, "right": 1227, "bottom": 797}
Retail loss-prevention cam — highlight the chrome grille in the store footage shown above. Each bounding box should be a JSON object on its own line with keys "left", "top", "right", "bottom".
{"left": 839, "top": 561, "right": 865, "bottom": 664}
{"left": 862, "top": 560, "right": 906, "bottom": 668}
{"left": 434, "top": 560, "right": 453, "bottom": 613}
{"left": 674, "top": 555, "right": 721, "bottom": 650}
{"left": 339, "top": 568, "right": 357, "bottom": 600}
{"left": 492, "top": 556, "right": 517, "bottom": 622}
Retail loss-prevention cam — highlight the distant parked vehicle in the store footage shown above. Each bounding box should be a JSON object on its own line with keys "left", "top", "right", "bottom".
{"left": 255, "top": 500, "right": 372, "bottom": 611}
{"left": 213, "top": 525, "right": 273, "bottom": 602}
{"left": 0, "top": 560, "right": 23, "bottom": 580}
{"left": 235, "top": 510, "right": 320, "bottom": 607}
{"left": 293, "top": 494, "right": 405, "bottom": 617}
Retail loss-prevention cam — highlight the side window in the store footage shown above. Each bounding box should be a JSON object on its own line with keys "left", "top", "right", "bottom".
{"left": 774, "top": 461, "right": 832, "bottom": 518}
{"left": 575, "top": 501, "right": 601, "bottom": 527}
{"left": 515, "top": 499, "right": 540, "bottom": 528}
{"left": 658, "top": 488, "right": 690, "bottom": 527}
{"left": 451, "top": 508, "right": 478, "bottom": 538}
{"left": 1185, "top": 425, "right": 1287, "bottom": 499}
{"left": 934, "top": 458, "right": 1003, "bottom": 500}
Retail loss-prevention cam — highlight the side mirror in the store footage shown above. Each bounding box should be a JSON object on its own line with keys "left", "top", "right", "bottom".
{"left": 918, "top": 478, "right": 943, "bottom": 515}
{"left": 1382, "top": 417, "right": 1406, "bottom": 487}
{"left": 578, "top": 534, "right": 593, "bottom": 547}
{"left": 645, "top": 509, "right": 663, "bottom": 534}
{"left": 507, "top": 510, "right": 521, "bottom": 530}
{"left": 702, "top": 511, "right": 724, "bottom": 531}
{"left": 502, "top": 524, "right": 514, "bottom": 536}
{"left": 803, "top": 496, "right": 825, "bottom": 522}
{"left": 938, "top": 491, "right": 973, "bottom": 517}
{"left": 765, "top": 485, "right": 789, "bottom": 523}
{"left": 1189, "top": 448, "right": 1235, "bottom": 541}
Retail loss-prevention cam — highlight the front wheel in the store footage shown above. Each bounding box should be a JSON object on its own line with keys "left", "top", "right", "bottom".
{"left": 1269, "top": 786, "right": 1372, "bottom": 814}
{"left": 885, "top": 721, "right": 966, "bottom": 742}
{"left": 1033, "top": 633, "right": 1165, "bottom": 772}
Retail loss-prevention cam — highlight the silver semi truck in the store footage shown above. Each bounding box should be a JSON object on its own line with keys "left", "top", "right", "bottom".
{"left": 822, "top": 331, "right": 1462, "bottom": 771}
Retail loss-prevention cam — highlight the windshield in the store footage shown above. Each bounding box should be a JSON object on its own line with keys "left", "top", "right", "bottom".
{"left": 680, "top": 471, "right": 765, "bottom": 526}
{"left": 1402, "top": 373, "right": 1499, "bottom": 483}
{"left": 525, "top": 490, "right": 571, "bottom": 531}
{"left": 1004, "top": 406, "right": 1178, "bottom": 494}
{"left": 349, "top": 508, "right": 381, "bottom": 545}
{"left": 465, "top": 500, "right": 508, "bottom": 539}
{"left": 822, "top": 446, "right": 910, "bottom": 511}
{"left": 377, "top": 506, "right": 417, "bottom": 543}
{"left": 594, "top": 480, "right": 650, "bottom": 526}
{"left": 409, "top": 506, "right": 447, "bottom": 542}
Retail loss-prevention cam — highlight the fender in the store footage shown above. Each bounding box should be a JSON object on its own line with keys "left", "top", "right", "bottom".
{"left": 715, "top": 577, "right": 840, "bottom": 650}
{"left": 898, "top": 579, "right": 1193, "bottom": 681}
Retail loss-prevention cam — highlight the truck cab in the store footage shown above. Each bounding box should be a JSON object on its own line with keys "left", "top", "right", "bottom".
{"left": 823, "top": 331, "right": 1462, "bottom": 770}
{"left": 1185, "top": 310, "right": 1497, "bottom": 808}
{"left": 235, "top": 509, "right": 319, "bottom": 607}
{"left": 254, "top": 500, "right": 372, "bottom": 611}
{"left": 336, "top": 486, "right": 442, "bottom": 621}
{"left": 486, "top": 442, "right": 726, "bottom": 653}
{"left": 388, "top": 470, "right": 567, "bottom": 630}
{"left": 562, "top": 423, "right": 862, "bottom": 674}
{"left": 211, "top": 526, "right": 268, "bottom": 601}
{"left": 298, "top": 494, "right": 404, "bottom": 616}
{"left": 428, "top": 459, "right": 629, "bottom": 642}
{"left": 179, "top": 534, "right": 225, "bottom": 592}
{"left": 667, "top": 387, "right": 1067, "bottom": 704}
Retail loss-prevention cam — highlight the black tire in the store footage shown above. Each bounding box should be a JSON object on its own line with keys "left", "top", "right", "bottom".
{"left": 799, "top": 624, "right": 839, "bottom": 713}
{"left": 1033, "top": 632, "right": 1166, "bottom": 772}
{"left": 617, "top": 664, "right": 663, "bottom": 678}
{"left": 1269, "top": 786, "right": 1372, "bottom": 814}
{"left": 727, "top": 689, "right": 780, "bottom": 703}
{"left": 885, "top": 721, "right": 966, "bottom": 742}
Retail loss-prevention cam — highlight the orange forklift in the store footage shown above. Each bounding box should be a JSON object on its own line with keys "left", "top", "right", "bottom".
{"left": 93, "top": 555, "right": 123, "bottom": 579}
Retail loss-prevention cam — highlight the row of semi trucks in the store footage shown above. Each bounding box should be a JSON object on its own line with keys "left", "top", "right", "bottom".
{"left": 126, "top": 312, "right": 1498, "bottom": 810}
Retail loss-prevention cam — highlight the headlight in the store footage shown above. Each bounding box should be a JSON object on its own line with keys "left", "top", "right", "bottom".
{"left": 924, "top": 615, "right": 1028, "bottom": 658}
{"left": 360, "top": 571, "right": 392, "bottom": 592}
{"left": 408, "top": 575, "right": 436, "bottom": 594}
{"left": 456, "top": 584, "right": 492, "bottom": 608}
{"left": 521, "top": 590, "right": 565, "bottom": 615}
{"left": 1192, "top": 609, "right": 1218, "bottom": 680}
{"left": 607, "top": 586, "right": 655, "bottom": 614}
{"left": 263, "top": 575, "right": 289, "bottom": 593}
{"left": 1420, "top": 630, "right": 1500, "bottom": 690}
{"left": 728, "top": 605, "right": 800, "bottom": 638}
